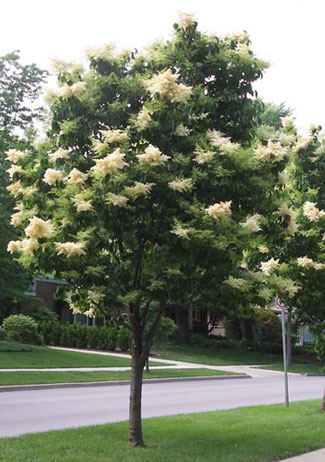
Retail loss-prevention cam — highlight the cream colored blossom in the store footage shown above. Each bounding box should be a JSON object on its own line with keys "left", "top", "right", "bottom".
{"left": 278, "top": 170, "right": 289, "bottom": 185}
{"left": 55, "top": 242, "right": 86, "bottom": 257}
{"left": 232, "top": 32, "right": 249, "bottom": 44}
{"left": 125, "top": 182, "right": 154, "bottom": 199}
{"left": 313, "top": 262, "right": 325, "bottom": 270}
{"left": 205, "top": 201, "right": 232, "bottom": 219}
{"left": 70, "top": 304, "right": 82, "bottom": 315}
{"left": 66, "top": 168, "right": 88, "bottom": 185}
{"left": 25, "top": 217, "right": 54, "bottom": 239}
{"left": 7, "top": 180, "right": 23, "bottom": 197}
{"left": 303, "top": 201, "right": 325, "bottom": 222}
{"left": 91, "top": 139, "right": 109, "bottom": 156}
{"left": 99, "top": 128, "right": 128, "bottom": 144}
{"left": 260, "top": 258, "right": 279, "bottom": 275}
{"left": 294, "top": 137, "right": 313, "bottom": 152}
{"left": 258, "top": 245, "right": 269, "bottom": 254}
{"left": 136, "top": 107, "right": 152, "bottom": 130}
{"left": 143, "top": 69, "right": 192, "bottom": 103}
{"left": 6, "top": 165, "right": 23, "bottom": 179}
{"left": 280, "top": 117, "right": 295, "bottom": 129}
{"left": 208, "top": 130, "right": 240, "bottom": 155}
{"left": 278, "top": 133, "right": 295, "bottom": 146}
{"left": 21, "top": 185, "right": 37, "bottom": 197}
{"left": 235, "top": 43, "right": 250, "bottom": 57}
{"left": 43, "top": 168, "right": 63, "bottom": 185}
{"left": 168, "top": 178, "right": 192, "bottom": 192}
{"left": 309, "top": 123, "right": 321, "bottom": 135}
{"left": 51, "top": 58, "right": 84, "bottom": 75}
{"left": 225, "top": 276, "right": 245, "bottom": 290}
{"left": 85, "top": 44, "right": 115, "bottom": 61}
{"left": 72, "top": 198, "right": 93, "bottom": 212}
{"left": 106, "top": 193, "right": 129, "bottom": 207}
{"left": 174, "top": 124, "right": 191, "bottom": 136}
{"left": 286, "top": 217, "right": 298, "bottom": 236}
{"left": 177, "top": 12, "right": 196, "bottom": 30}
{"left": 20, "top": 238, "right": 39, "bottom": 254}
{"left": 44, "top": 88, "right": 58, "bottom": 103}
{"left": 91, "top": 148, "right": 127, "bottom": 177}
{"left": 71, "top": 82, "right": 86, "bottom": 96}
{"left": 254, "top": 140, "right": 287, "bottom": 162}
{"left": 49, "top": 148, "right": 70, "bottom": 161}
{"left": 170, "top": 226, "right": 190, "bottom": 240}
{"left": 297, "top": 256, "right": 314, "bottom": 268}
{"left": 136, "top": 144, "right": 170, "bottom": 166}
{"left": 194, "top": 148, "right": 214, "bottom": 164}
{"left": 240, "top": 214, "right": 262, "bottom": 233}
{"left": 10, "top": 212, "right": 23, "bottom": 227}
{"left": 84, "top": 307, "right": 95, "bottom": 317}
{"left": 58, "top": 84, "right": 73, "bottom": 100}
{"left": 277, "top": 204, "right": 297, "bottom": 219}
{"left": 7, "top": 240, "right": 23, "bottom": 254}
{"left": 6, "top": 149, "right": 27, "bottom": 163}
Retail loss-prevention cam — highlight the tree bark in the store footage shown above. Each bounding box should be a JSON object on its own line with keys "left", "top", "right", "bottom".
{"left": 320, "top": 389, "right": 325, "bottom": 412}
{"left": 128, "top": 354, "right": 145, "bottom": 446}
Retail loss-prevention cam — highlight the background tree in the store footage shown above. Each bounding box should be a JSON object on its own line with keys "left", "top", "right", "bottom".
{"left": 0, "top": 51, "right": 47, "bottom": 321}
{"left": 6, "top": 14, "right": 294, "bottom": 446}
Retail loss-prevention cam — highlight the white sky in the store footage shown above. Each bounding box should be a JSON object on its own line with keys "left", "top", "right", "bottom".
{"left": 1, "top": 0, "right": 325, "bottom": 133}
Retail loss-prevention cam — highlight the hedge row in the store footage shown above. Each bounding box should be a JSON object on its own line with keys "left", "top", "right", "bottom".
{"left": 38, "top": 321, "right": 131, "bottom": 351}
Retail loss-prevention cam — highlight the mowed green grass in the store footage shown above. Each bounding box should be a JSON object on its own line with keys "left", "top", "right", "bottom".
{"left": 156, "top": 344, "right": 324, "bottom": 373}
{"left": 0, "top": 368, "right": 238, "bottom": 386}
{"left": 0, "top": 345, "right": 134, "bottom": 369}
{"left": 1, "top": 400, "right": 324, "bottom": 462}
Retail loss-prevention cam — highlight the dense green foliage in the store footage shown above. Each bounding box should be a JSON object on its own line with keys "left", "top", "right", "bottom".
{"left": 0, "top": 51, "right": 47, "bottom": 321}
{"left": 2, "top": 314, "right": 43, "bottom": 345}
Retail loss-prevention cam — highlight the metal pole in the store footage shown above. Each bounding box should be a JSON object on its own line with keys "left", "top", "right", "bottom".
{"left": 281, "top": 305, "right": 289, "bottom": 407}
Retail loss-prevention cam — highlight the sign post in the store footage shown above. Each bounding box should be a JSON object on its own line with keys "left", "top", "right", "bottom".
{"left": 275, "top": 295, "right": 289, "bottom": 407}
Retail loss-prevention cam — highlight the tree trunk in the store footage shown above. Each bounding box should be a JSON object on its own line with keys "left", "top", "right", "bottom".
{"left": 128, "top": 354, "right": 145, "bottom": 446}
{"left": 286, "top": 313, "right": 292, "bottom": 368}
{"left": 175, "top": 305, "right": 190, "bottom": 344}
{"left": 320, "top": 389, "right": 325, "bottom": 412}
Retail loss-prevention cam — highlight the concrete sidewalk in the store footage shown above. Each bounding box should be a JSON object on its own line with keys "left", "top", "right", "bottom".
{"left": 280, "top": 448, "right": 325, "bottom": 461}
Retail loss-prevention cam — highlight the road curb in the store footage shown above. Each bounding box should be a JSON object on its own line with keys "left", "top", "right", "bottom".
{"left": 305, "top": 373, "right": 325, "bottom": 377}
{"left": 0, "top": 374, "right": 251, "bottom": 393}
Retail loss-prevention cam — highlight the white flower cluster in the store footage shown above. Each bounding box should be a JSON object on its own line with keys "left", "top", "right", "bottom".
{"left": 67, "top": 168, "right": 88, "bottom": 185}
{"left": 43, "top": 169, "right": 63, "bottom": 186}
{"left": 194, "top": 147, "right": 215, "bottom": 164}
{"left": 85, "top": 43, "right": 115, "bottom": 61}
{"left": 174, "top": 124, "right": 191, "bottom": 137}
{"left": 277, "top": 204, "right": 298, "bottom": 236}
{"left": 224, "top": 276, "right": 245, "bottom": 290}
{"left": 6, "top": 149, "right": 27, "bottom": 163}
{"left": 168, "top": 178, "right": 192, "bottom": 192}
{"left": 293, "top": 137, "right": 313, "bottom": 152}
{"left": 99, "top": 128, "right": 128, "bottom": 144}
{"left": 280, "top": 117, "right": 295, "bottom": 129}
{"left": 72, "top": 197, "right": 93, "bottom": 212}
{"left": 49, "top": 148, "right": 70, "bottom": 162}
{"left": 254, "top": 140, "right": 288, "bottom": 163}
{"left": 136, "top": 144, "right": 170, "bottom": 166}
{"left": 7, "top": 238, "right": 39, "bottom": 255}
{"left": 125, "top": 182, "right": 154, "bottom": 199}
{"left": 303, "top": 201, "right": 325, "bottom": 222}
{"left": 106, "top": 193, "right": 129, "bottom": 207}
{"left": 7, "top": 180, "right": 23, "bottom": 197}
{"left": 91, "top": 149, "right": 127, "bottom": 177}
{"left": 170, "top": 226, "right": 191, "bottom": 240}
{"left": 45, "top": 82, "right": 86, "bottom": 102}
{"left": 240, "top": 214, "right": 262, "bottom": 233}
{"left": 143, "top": 69, "right": 192, "bottom": 103}
{"left": 55, "top": 242, "right": 86, "bottom": 257}
{"left": 297, "top": 256, "right": 325, "bottom": 270}
{"left": 177, "top": 12, "right": 196, "bottom": 30}
{"left": 205, "top": 201, "right": 232, "bottom": 219}
{"left": 136, "top": 107, "right": 152, "bottom": 130}
{"left": 208, "top": 130, "right": 239, "bottom": 155}
{"left": 260, "top": 258, "right": 279, "bottom": 275}
{"left": 6, "top": 165, "right": 23, "bottom": 179}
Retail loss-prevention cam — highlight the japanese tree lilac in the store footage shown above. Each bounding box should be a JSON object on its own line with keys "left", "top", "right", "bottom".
{"left": 205, "top": 201, "right": 232, "bottom": 219}
{"left": 24, "top": 217, "right": 54, "bottom": 239}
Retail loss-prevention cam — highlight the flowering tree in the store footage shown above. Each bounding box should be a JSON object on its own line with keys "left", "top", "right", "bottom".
{"left": 6, "top": 14, "right": 296, "bottom": 445}
{"left": 0, "top": 51, "right": 47, "bottom": 321}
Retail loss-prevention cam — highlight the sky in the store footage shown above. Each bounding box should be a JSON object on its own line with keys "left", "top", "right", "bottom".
{"left": 1, "top": 0, "right": 325, "bottom": 133}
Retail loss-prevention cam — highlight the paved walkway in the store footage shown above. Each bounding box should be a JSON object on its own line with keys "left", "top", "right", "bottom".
{"left": 279, "top": 448, "right": 325, "bottom": 461}
{"left": 0, "top": 345, "right": 301, "bottom": 378}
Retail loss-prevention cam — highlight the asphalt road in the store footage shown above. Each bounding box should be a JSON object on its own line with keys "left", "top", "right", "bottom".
{"left": 0, "top": 374, "right": 324, "bottom": 437}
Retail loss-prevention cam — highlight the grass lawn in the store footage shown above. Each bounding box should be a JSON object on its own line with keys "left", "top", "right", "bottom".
{"left": 1, "top": 400, "right": 324, "bottom": 462}
{"left": 256, "top": 363, "right": 325, "bottom": 375}
{"left": 0, "top": 345, "right": 137, "bottom": 369}
{"left": 0, "top": 368, "right": 239, "bottom": 386}
{"left": 156, "top": 344, "right": 324, "bottom": 373}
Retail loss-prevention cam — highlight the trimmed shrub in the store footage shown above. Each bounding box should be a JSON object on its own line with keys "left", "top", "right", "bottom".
{"left": 0, "top": 340, "right": 33, "bottom": 352}
{"left": 86, "top": 326, "right": 100, "bottom": 349}
{"left": 29, "top": 306, "right": 58, "bottom": 323}
{"left": 116, "top": 326, "right": 131, "bottom": 352}
{"left": 2, "top": 314, "right": 43, "bottom": 345}
{"left": 73, "top": 323, "right": 88, "bottom": 348}
{"left": 0, "top": 327, "right": 7, "bottom": 341}
{"left": 106, "top": 327, "right": 117, "bottom": 351}
{"left": 60, "top": 325, "right": 75, "bottom": 347}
